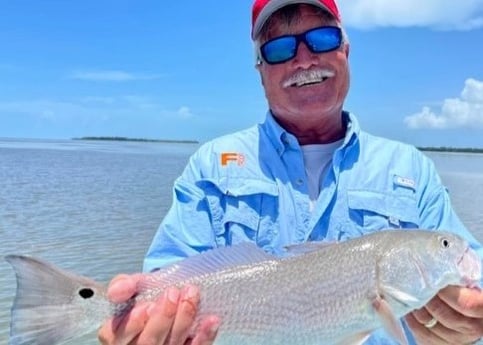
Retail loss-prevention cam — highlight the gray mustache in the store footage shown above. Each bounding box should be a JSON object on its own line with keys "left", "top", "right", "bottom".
{"left": 283, "top": 68, "right": 335, "bottom": 88}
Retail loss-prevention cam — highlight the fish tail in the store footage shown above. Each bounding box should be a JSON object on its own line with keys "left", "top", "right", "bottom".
{"left": 5, "top": 255, "right": 111, "bottom": 345}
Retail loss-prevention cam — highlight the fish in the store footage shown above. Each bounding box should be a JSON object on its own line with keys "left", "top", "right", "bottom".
{"left": 5, "top": 229, "right": 482, "bottom": 345}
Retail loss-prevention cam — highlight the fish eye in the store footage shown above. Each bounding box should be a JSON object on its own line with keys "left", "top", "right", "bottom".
{"left": 78, "top": 288, "right": 95, "bottom": 299}
{"left": 440, "top": 237, "right": 451, "bottom": 249}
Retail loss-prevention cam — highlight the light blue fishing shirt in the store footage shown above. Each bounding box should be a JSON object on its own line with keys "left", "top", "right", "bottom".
{"left": 144, "top": 111, "right": 483, "bottom": 344}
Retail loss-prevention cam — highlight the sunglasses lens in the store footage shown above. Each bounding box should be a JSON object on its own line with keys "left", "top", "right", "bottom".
{"left": 306, "top": 27, "right": 342, "bottom": 53}
{"left": 261, "top": 36, "right": 297, "bottom": 64}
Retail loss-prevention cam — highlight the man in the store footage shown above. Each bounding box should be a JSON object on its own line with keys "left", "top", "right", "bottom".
{"left": 99, "top": 0, "right": 483, "bottom": 344}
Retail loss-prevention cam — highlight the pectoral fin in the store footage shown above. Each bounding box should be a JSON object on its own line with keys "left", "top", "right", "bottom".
{"left": 382, "top": 285, "right": 420, "bottom": 306}
{"left": 372, "top": 296, "right": 408, "bottom": 345}
{"left": 334, "top": 332, "right": 371, "bottom": 345}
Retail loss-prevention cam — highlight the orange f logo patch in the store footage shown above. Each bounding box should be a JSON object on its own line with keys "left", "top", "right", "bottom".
{"left": 221, "top": 152, "right": 245, "bottom": 166}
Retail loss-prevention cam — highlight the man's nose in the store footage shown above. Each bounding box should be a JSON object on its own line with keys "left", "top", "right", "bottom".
{"left": 293, "top": 41, "right": 318, "bottom": 68}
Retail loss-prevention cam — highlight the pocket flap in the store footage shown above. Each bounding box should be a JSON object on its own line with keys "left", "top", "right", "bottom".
{"left": 198, "top": 177, "right": 278, "bottom": 197}
{"left": 347, "top": 190, "right": 419, "bottom": 224}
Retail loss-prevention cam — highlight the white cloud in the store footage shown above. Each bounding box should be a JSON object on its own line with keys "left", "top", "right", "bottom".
{"left": 0, "top": 97, "right": 197, "bottom": 125}
{"left": 121, "top": 95, "right": 159, "bottom": 109}
{"left": 177, "top": 106, "right": 194, "bottom": 119}
{"left": 404, "top": 78, "right": 483, "bottom": 129}
{"left": 0, "top": 100, "right": 92, "bottom": 121}
{"left": 339, "top": 1, "right": 483, "bottom": 30}
{"left": 69, "top": 70, "right": 161, "bottom": 82}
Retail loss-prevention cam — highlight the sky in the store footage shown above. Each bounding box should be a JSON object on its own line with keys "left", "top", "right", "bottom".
{"left": 1, "top": 0, "right": 482, "bottom": 148}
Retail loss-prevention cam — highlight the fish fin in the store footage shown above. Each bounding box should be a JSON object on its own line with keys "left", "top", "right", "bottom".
{"left": 334, "top": 332, "right": 371, "bottom": 345}
{"left": 283, "top": 241, "right": 335, "bottom": 256}
{"left": 382, "top": 285, "right": 420, "bottom": 306}
{"left": 141, "top": 242, "right": 277, "bottom": 290}
{"left": 5, "top": 255, "right": 110, "bottom": 345}
{"left": 372, "top": 296, "right": 409, "bottom": 345}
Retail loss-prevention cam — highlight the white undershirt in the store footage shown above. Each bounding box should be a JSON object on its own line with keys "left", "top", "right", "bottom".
{"left": 301, "top": 139, "right": 344, "bottom": 212}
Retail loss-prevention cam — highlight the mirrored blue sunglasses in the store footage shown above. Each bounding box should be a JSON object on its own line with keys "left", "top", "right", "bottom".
{"left": 260, "top": 26, "right": 342, "bottom": 65}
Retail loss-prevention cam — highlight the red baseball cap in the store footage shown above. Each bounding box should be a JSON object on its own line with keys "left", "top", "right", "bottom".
{"left": 252, "top": 0, "right": 341, "bottom": 39}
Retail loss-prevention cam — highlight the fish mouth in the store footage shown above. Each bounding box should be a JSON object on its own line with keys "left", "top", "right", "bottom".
{"left": 457, "top": 247, "right": 482, "bottom": 288}
{"left": 282, "top": 69, "right": 335, "bottom": 88}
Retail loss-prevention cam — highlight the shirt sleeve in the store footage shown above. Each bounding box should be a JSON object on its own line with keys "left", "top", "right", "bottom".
{"left": 143, "top": 153, "right": 218, "bottom": 272}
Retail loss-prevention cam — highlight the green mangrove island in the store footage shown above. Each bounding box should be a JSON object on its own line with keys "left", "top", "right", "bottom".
{"left": 74, "top": 136, "right": 198, "bottom": 144}
{"left": 418, "top": 147, "right": 483, "bottom": 154}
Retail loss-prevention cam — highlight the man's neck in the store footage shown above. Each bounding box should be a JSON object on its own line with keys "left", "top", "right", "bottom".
{"left": 274, "top": 112, "right": 346, "bottom": 145}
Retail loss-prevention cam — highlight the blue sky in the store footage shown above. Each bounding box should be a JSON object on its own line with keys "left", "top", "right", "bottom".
{"left": 1, "top": 1, "right": 482, "bottom": 148}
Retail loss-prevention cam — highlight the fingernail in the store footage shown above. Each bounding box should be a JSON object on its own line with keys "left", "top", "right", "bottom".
{"left": 146, "top": 302, "right": 155, "bottom": 316}
{"left": 167, "top": 287, "right": 180, "bottom": 304}
{"left": 131, "top": 303, "right": 149, "bottom": 319}
{"left": 185, "top": 285, "right": 199, "bottom": 299}
{"left": 107, "top": 280, "right": 127, "bottom": 302}
{"left": 209, "top": 323, "right": 219, "bottom": 337}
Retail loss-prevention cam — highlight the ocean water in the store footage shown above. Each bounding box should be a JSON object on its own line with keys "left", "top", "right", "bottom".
{"left": 0, "top": 138, "right": 197, "bottom": 343}
{"left": 1, "top": 139, "right": 482, "bottom": 344}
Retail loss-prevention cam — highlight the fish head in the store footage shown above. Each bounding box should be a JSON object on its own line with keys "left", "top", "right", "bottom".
{"left": 378, "top": 231, "right": 481, "bottom": 311}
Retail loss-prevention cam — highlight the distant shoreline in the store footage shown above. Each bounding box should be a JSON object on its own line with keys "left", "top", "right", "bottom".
{"left": 73, "top": 136, "right": 199, "bottom": 144}
{"left": 72, "top": 138, "right": 482, "bottom": 152}
{"left": 418, "top": 147, "right": 483, "bottom": 154}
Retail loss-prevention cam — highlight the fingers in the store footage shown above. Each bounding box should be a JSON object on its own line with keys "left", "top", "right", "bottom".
{"left": 99, "top": 279, "right": 216, "bottom": 345}
{"left": 132, "top": 285, "right": 207, "bottom": 345}
{"left": 426, "top": 293, "right": 483, "bottom": 338}
{"left": 438, "top": 286, "right": 483, "bottom": 318}
{"left": 98, "top": 303, "right": 150, "bottom": 345}
{"left": 426, "top": 295, "right": 474, "bottom": 333}
{"left": 99, "top": 286, "right": 185, "bottom": 345}
{"left": 99, "top": 274, "right": 148, "bottom": 345}
{"left": 123, "top": 285, "right": 204, "bottom": 345}
{"left": 190, "top": 315, "right": 220, "bottom": 345}
{"left": 134, "top": 287, "right": 180, "bottom": 345}
{"left": 167, "top": 285, "right": 201, "bottom": 345}
{"left": 407, "top": 291, "right": 483, "bottom": 345}
{"left": 107, "top": 273, "right": 144, "bottom": 303}
{"left": 406, "top": 312, "right": 452, "bottom": 345}
{"left": 411, "top": 306, "right": 437, "bottom": 329}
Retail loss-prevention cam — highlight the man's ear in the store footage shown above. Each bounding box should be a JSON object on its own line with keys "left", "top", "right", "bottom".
{"left": 256, "top": 62, "right": 265, "bottom": 86}
{"left": 345, "top": 43, "right": 350, "bottom": 58}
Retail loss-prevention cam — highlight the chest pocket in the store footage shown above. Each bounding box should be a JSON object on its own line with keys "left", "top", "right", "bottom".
{"left": 347, "top": 190, "right": 420, "bottom": 233}
{"left": 206, "top": 178, "right": 279, "bottom": 248}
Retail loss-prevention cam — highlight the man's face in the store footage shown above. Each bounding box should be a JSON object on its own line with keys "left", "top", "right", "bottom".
{"left": 257, "top": 5, "right": 350, "bottom": 129}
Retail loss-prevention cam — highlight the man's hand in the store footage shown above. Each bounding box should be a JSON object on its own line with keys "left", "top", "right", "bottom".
{"left": 98, "top": 274, "right": 220, "bottom": 345}
{"left": 406, "top": 286, "right": 483, "bottom": 344}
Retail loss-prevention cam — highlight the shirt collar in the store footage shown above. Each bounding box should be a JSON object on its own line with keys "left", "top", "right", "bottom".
{"left": 261, "top": 110, "right": 361, "bottom": 156}
{"left": 342, "top": 111, "right": 360, "bottom": 148}
{"left": 261, "top": 111, "right": 296, "bottom": 156}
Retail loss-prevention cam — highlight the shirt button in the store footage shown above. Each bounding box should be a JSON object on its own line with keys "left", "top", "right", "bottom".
{"left": 296, "top": 178, "right": 304, "bottom": 186}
